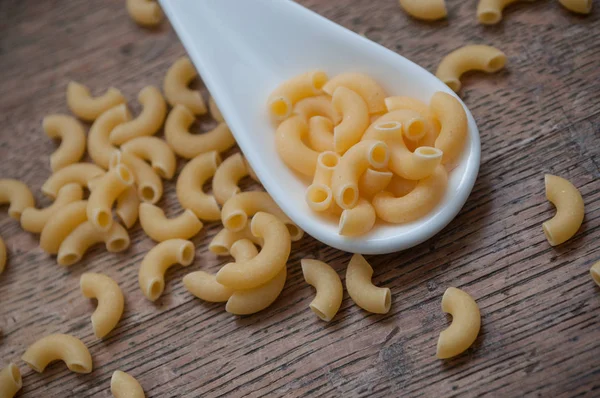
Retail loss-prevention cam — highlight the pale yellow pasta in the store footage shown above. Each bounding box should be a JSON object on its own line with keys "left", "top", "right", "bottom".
{"left": 80, "top": 273, "right": 124, "bottom": 338}
{"left": 116, "top": 186, "right": 140, "bottom": 228}
{"left": 41, "top": 163, "right": 105, "bottom": 198}
{"left": 293, "top": 95, "right": 339, "bottom": 124}
{"left": 542, "top": 174, "right": 585, "bottom": 246}
{"left": 437, "top": 287, "right": 481, "bottom": 359}
{"left": 306, "top": 151, "right": 340, "bottom": 212}
{"left": 165, "top": 104, "right": 235, "bottom": 158}
{"left": 221, "top": 191, "right": 303, "bottom": 241}
{"left": 358, "top": 168, "right": 393, "bottom": 199}
{"left": 110, "top": 86, "right": 167, "bottom": 145}
{"left": 436, "top": 45, "right": 507, "bottom": 93}
{"left": 590, "top": 261, "right": 600, "bottom": 287}
{"left": 163, "top": 57, "right": 207, "bottom": 114}
{"left": 332, "top": 87, "right": 370, "bottom": 154}
{"left": 477, "top": 0, "right": 534, "bottom": 24}
{"left": 387, "top": 175, "right": 418, "bottom": 197}
{"left": 209, "top": 96, "right": 224, "bottom": 123}
{"left": 21, "top": 183, "right": 83, "bottom": 233}
{"left": 111, "top": 370, "right": 146, "bottom": 398}
{"left": 384, "top": 96, "right": 441, "bottom": 147}
{"left": 275, "top": 115, "right": 319, "bottom": 177}
{"left": 0, "top": 363, "right": 22, "bottom": 398}
{"left": 301, "top": 259, "right": 343, "bottom": 322}
{"left": 67, "top": 81, "right": 126, "bottom": 122}
{"left": 229, "top": 238, "right": 260, "bottom": 262}
{"left": 88, "top": 104, "right": 132, "bottom": 169}
{"left": 139, "top": 203, "right": 203, "bottom": 242}
{"left": 138, "top": 239, "right": 195, "bottom": 301}
{"left": 43, "top": 114, "right": 86, "bottom": 172}
{"left": 120, "top": 136, "right": 176, "bottom": 180}
{"left": 398, "top": 0, "right": 447, "bottom": 21}
{"left": 339, "top": 198, "right": 377, "bottom": 236}
{"left": 87, "top": 164, "right": 134, "bottom": 231}
{"left": 208, "top": 226, "right": 263, "bottom": 256}
{"left": 0, "top": 237, "right": 6, "bottom": 275}
{"left": 213, "top": 153, "right": 250, "bottom": 205}
{"left": 308, "top": 115, "right": 334, "bottom": 152}
{"left": 558, "top": 0, "right": 592, "bottom": 14}
{"left": 373, "top": 165, "right": 447, "bottom": 223}
{"left": 57, "top": 221, "right": 130, "bottom": 266}
{"left": 111, "top": 151, "right": 163, "bottom": 204}
{"left": 40, "top": 200, "right": 88, "bottom": 254}
{"left": 184, "top": 271, "right": 234, "bottom": 303}
{"left": 0, "top": 179, "right": 34, "bottom": 220}
{"left": 430, "top": 91, "right": 468, "bottom": 167}
{"left": 216, "top": 212, "right": 290, "bottom": 290}
{"left": 126, "top": 0, "right": 162, "bottom": 27}
{"left": 346, "top": 254, "right": 391, "bottom": 314}
{"left": 323, "top": 72, "right": 387, "bottom": 114}
{"left": 226, "top": 266, "right": 286, "bottom": 315}
{"left": 331, "top": 140, "right": 389, "bottom": 210}
{"left": 21, "top": 334, "right": 93, "bottom": 374}
{"left": 176, "top": 151, "right": 222, "bottom": 221}
{"left": 267, "top": 70, "right": 328, "bottom": 119}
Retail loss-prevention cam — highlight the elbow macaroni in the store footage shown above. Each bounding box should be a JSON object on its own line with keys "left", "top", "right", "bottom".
{"left": 346, "top": 254, "right": 391, "bottom": 314}
{"left": 111, "top": 151, "right": 163, "bottom": 204}
{"left": 0, "top": 363, "right": 22, "bottom": 398}
{"left": 542, "top": 174, "right": 585, "bottom": 246}
{"left": 88, "top": 104, "right": 132, "bottom": 169}
{"left": 40, "top": 200, "right": 88, "bottom": 254}
{"left": 308, "top": 115, "right": 335, "bottom": 152}
{"left": 558, "top": 0, "right": 592, "bottom": 13}
{"left": 398, "top": 0, "right": 447, "bottom": 20}
{"left": 208, "top": 225, "right": 263, "bottom": 256}
{"left": 477, "top": 0, "right": 533, "bottom": 24}
{"left": 41, "top": 163, "right": 105, "bottom": 198}
{"left": 301, "top": 259, "right": 343, "bottom": 321}
{"left": 275, "top": 115, "right": 319, "bottom": 177}
{"left": 358, "top": 168, "right": 393, "bottom": 199}
{"left": 322, "top": 72, "right": 387, "bottom": 114}
{"left": 293, "top": 95, "right": 339, "bottom": 124}
{"left": 213, "top": 153, "right": 250, "bottom": 205}
{"left": 332, "top": 87, "right": 370, "bottom": 154}
{"left": 268, "top": 70, "right": 328, "bottom": 119}
{"left": 21, "top": 334, "right": 93, "bottom": 373}
{"left": 306, "top": 151, "right": 340, "bottom": 212}
{"left": 43, "top": 114, "right": 86, "bottom": 172}
{"left": 590, "top": 261, "right": 600, "bottom": 287}
{"left": 57, "top": 221, "right": 130, "bottom": 266}
{"left": 126, "top": 0, "right": 163, "bottom": 27}
{"left": 176, "top": 151, "right": 222, "bottom": 221}
{"left": 116, "top": 186, "right": 140, "bottom": 228}
{"left": 437, "top": 287, "right": 481, "bottom": 359}
{"left": 80, "top": 273, "right": 125, "bottom": 338}
{"left": 21, "top": 183, "right": 84, "bottom": 233}
{"left": 139, "top": 203, "right": 203, "bottom": 242}
{"left": 111, "top": 370, "right": 146, "bottom": 398}
{"left": 0, "top": 179, "right": 34, "bottom": 221}
{"left": 430, "top": 91, "right": 468, "bottom": 167}
{"left": 339, "top": 198, "right": 377, "bottom": 236}
{"left": 87, "top": 164, "right": 135, "bottom": 231}
{"left": 66, "top": 81, "right": 125, "bottom": 122}
{"left": 163, "top": 57, "right": 207, "bottom": 114}
{"left": 120, "top": 136, "right": 176, "bottom": 180}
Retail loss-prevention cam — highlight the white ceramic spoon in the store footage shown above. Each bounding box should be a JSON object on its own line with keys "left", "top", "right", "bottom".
{"left": 158, "top": 0, "right": 480, "bottom": 254}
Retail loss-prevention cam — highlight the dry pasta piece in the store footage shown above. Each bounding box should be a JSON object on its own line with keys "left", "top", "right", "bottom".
{"left": 120, "top": 136, "right": 177, "bottom": 180}
{"left": 558, "top": 0, "right": 592, "bottom": 13}
{"left": 275, "top": 115, "right": 319, "bottom": 177}
{"left": 213, "top": 153, "right": 250, "bottom": 205}
{"left": 87, "top": 164, "right": 135, "bottom": 231}
{"left": 293, "top": 95, "right": 339, "bottom": 124}
{"left": 339, "top": 198, "right": 377, "bottom": 236}
{"left": 126, "top": 0, "right": 163, "bottom": 27}
{"left": 437, "top": 287, "right": 481, "bottom": 359}
{"left": 163, "top": 57, "right": 207, "bottom": 114}
{"left": 111, "top": 370, "right": 146, "bottom": 398}
{"left": 436, "top": 45, "right": 507, "bottom": 93}
{"left": 0, "top": 237, "right": 6, "bottom": 275}
{"left": 41, "top": 163, "right": 105, "bottom": 198}
{"left": 80, "top": 273, "right": 125, "bottom": 338}
{"left": 111, "top": 151, "right": 163, "bottom": 204}
{"left": 67, "top": 81, "right": 126, "bottom": 122}
{"left": 176, "top": 151, "right": 222, "bottom": 221}
{"left": 110, "top": 86, "right": 167, "bottom": 145}
{"left": 346, "top": 254, "right": 391, "bottom": 314}
{"left": 308, "top": 115, "right": 334, "bottom": 152}
{"left": 358, "top": 168, "right": 393, "bottom": 200}
{"left": 373, "top": 165, "right": 447, "bottom": 224}
{"left": 88, "top": 104, "right": 132, "bottom": 169}
{"left": 0, "top": 363, "right": 22, "bottom": 398}
{"left": 139, "top": 203, "right": 203, "bottom": 242}
{"left": 384, "top": 96, "right": 441, "bottom": 147}
{"left": 21, "top": 183, "right": 84, "bottom": 233}
{"left": 116, "top": 186, "right": 140, "bottom": 228}
{"left": 165, "top": 104, "right": 235, "bottom": 158}
{"left": 332, "top": 87, "right": 370, "bottom": 154}
{"left": 43, "top": 114, "right": 86, "bottom": 172}
{"left": 184, "top": 271, "right": 234, "bottom": 303}
{"left": 0, "top": 179, "right": 34, "bottom": 221}
{"left": 306, "top": 151, "right": 340, "bottom": 212}
{"left": 387, "top": 175, "right": 418, "bottom": 197}
{"left": 398, "top": 0, "right": 447, "bottom": 20}
{"left": 21, "top": 334, "right": 93, "bottom": 373}
{"left": 209, "top": 96, "right": 224, "bottom": 122}
{"left": 139, "top": 239, "right": 195, "bottom": 301}
{"left": 323, "top": 72, "right": 387, "bottom": 114}
{"left": 208, "top": 225, "right": 263, "bottom": 256}
{"left": 40, "top": 200, "right": 88, "bottom": 254}
{"left": 267, "top": 70, "right": 328, "bottom": 119}
{"left": 477, "top": 0, "right": 534, "bottom": 24}
{"left": 57, "top": 221, "right": 130, "bottom": 266}
{"left": 430, "top": 91, "right": 468, "bottom": 167}
{"left": 542, "top": 174, "right": 585, "bottom": 246}
{"left": 590, "top": 261, "right": 600, "bottom": 287}
{"left": 301, "top": 259, "right": 343, "bottom": 322}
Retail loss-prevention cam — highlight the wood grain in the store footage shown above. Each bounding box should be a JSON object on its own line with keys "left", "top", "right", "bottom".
{"left": 1, "top": 0, "right": 599, "bottom": 397}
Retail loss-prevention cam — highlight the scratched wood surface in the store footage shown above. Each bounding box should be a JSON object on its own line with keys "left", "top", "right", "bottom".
{"left": 1, "top": 0, "right": 599, "bottom": 397}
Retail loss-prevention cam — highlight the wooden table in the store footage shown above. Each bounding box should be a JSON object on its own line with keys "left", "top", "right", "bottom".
{"left": 1, "top": 0, "right": 599, "bottom": 396}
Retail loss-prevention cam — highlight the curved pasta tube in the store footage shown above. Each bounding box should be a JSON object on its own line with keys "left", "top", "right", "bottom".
{"left": 275, "top": 116, "right": 319, "bottom": 176}
{"left": 209, "top": 96, "right": 224, "bottom": 122}
{"left": 430, "top": 92, "right": 468, "bottom": 167}
{"left": 139, "top": 203, "right": 203, "bottom": 242}
{"left": 477, "top": 0, "right": 533, "bottom": 24}
{"left": 110, "top": 86, "right": 167, "bottom": 145}
{"left": 387, "top": 175, "right": 418, "bottom": 197}
{"left": 165, "top": 105, "right": 235, "bottom": 158}
{"left": 111, "top": 151, "right": 163, "bottom": 204}
{"left": 213, "top": 153, "right": 250, "bottom": 205}
{"left": 268, "top": 70, "right": 328, "bottom": 119}
{"left": 87, "top": 164, "right": 135, "bottom": 231}
{"left": 0, "top": 237, "right": 6, "bottom": 275}
{"left": 121, "top": 136, "right": 176, "bottom": 179}
{"left": 176, "top": 151, "right": 222, "bottom": 221}
{"left": 116, "top": 186, "right": 140, "bottom": 228}
{"left": 216, "top": 212, "right": 291, "bottom": 290}
{"left": 558, "top": 0, "right": 592, "bottom": 14}
{"left": 80, "top": 273, "right": 124, "bottom": 338}
{"left": 436, "top": 45, "right": 507, "bottom": 93}
{"left": 208, "top": 226, "right": 263, "bottom": 256}
{"left": 111, "top": 370, "right": 145, "bottom": 398}
{"left": 40, "top": 200, "right": 88, "bottom": 254}
{"left": 226, "top": 266, "right": 287, "bottom": 315}
{"left": 323, "top": 73, "right": 387, "bottom": 114}
{"left": 437, "top": 287, "right": 481, "bottom": 359}
{"left": 331, "top": 140, "right": 389, "bottom": 210}
{"left": 346, "top": 254, "right": 391, "bottom": 314}
{"left": 373, "top": 165, "right": 447, "bottom": 223}
{"left": 88, "top": 104, "right": 132, "bottom": 169}
{"left": 126, "top": 0, "right": 163, "bottom": 27}
{"left": 293, "top": 95, "right": 339, "bottom": 124}
{"left": 21, "top": 183, "right": 84, "bottom": 233}
{"left": 0, "top": 179, "right": 34, "bottom": 221}
{"left": 229, "top": 238, "right": 260, "bottom": 262}
{"left": 66, "top": 81, "right": 125, "bottom": 122}
{"left": 542, "top": 174, "right": 584, "bottom": 246}
{"left": 41, "top": 163, "right": 105, "bottom": 198}
{"left": 21, "top": 334, "right": 93, "bottom": 373}
{"left": 590, "top": 261, "right": 600, "bottom": 287}
{"left": 43, "top": 114, "right": 86, "bottom": 171}
{"left": 163, "top": 57, "right": 206, "bottom": 114}
{"left": 0, "top": 363, "right": 22, "bottom": 398}
{"left": 398, "top": 0, "right": 447, "bottom": 20}
{"left": 358, "top": 168, "right": 393, "bottom": 199}
{"left": 306, "top": 151, "right": 340, "bottom": 212}
{"left": 221, "top": 191, "right": 303, "bottom": 241}
{"left": 339, "top": 198, "right": 377, "bottom": 236}
{"left": 384, "top": 96, "right": 440, "bottom": 147}
{"left": 332, "top": 87, "right": 370, "bottom": 154}
{"left": 301, "top": 259, "right": 343, "bottom": 321}
{"left": 308, "top": 116, "right": 334, "bottom": 152}
{"left": 57, "top": 221, "right": 130, "bottom": 266}
{"left": 139, "top": 239, "right": 195, "bottom": 301}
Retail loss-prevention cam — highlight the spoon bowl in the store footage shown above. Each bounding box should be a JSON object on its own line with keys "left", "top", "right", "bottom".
{"left": 159, "top": 0, "right": 480, "bottom": 254}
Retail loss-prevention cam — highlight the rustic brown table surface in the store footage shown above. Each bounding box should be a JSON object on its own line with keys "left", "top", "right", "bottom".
{"left": 1, "top": 0, "right": 599, "bottom": 397}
